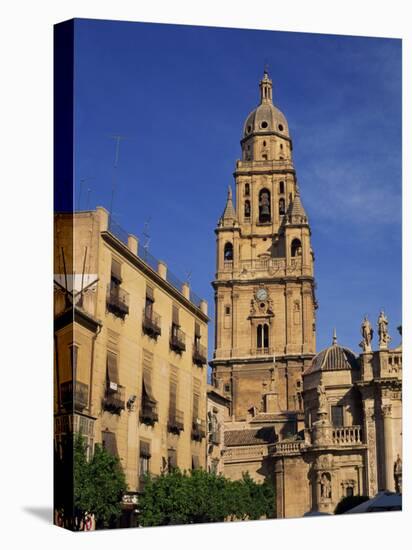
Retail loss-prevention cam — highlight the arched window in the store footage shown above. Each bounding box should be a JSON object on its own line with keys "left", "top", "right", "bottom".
{"left": 244, "top": 200, "right": 251, "bottom": 218}
{"left": 257, "top": 323, "right": 269, "bottom": 349}
{"left": 244, "top": 183, "right": 250, "bottom": 196}
{"left": 224, "top": 242, "right": 233, "bottom": 261}
{"left": 279, "top": 198, "right": 285, "bottom": 215}
{"left": 259, "top": 188, "right": 271, "bottom": 223}
{"left": 279, "top": 181, "right": 285, "bottom": 194}
{"left": 291, "top": 238, "right": 302, "bottom": 257}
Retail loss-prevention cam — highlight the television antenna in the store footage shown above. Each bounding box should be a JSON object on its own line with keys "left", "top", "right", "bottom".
{"left": 142, "top": 218, "right": 151, "bottom": 258}
{"left": 109, "top": 134, "right": 128, "bottom": 218}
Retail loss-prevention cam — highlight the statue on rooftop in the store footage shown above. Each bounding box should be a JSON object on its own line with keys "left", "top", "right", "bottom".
{"left": 360, "top": 316, "right": 373, "bottom": 352}
{"left": 378, "top": 310, "right": 391, "bottom": 349}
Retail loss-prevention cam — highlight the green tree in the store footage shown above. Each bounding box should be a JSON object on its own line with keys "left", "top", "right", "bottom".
{"left": 138, "top": 468, "right": 275, "bottom": 527}
{"left": 55, "top": 434, "right": 127, "bottom": 530}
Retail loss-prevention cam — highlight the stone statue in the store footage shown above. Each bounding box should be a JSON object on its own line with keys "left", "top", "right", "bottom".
{"left": 378, "top": 310, "right": 391, "bottom": 349}
{"left": 360, "top": 316, "right": 373, "bottom": 352}
{"left": 320, "top": 473, "right": 331, "bottom": 499}
{"left": 317, "top": 382, "right": 327, "bottom": 413}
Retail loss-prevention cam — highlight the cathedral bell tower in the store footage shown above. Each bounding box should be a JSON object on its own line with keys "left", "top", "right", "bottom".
{"left": 211, "top": 71, "right": 317, "bottom": 421}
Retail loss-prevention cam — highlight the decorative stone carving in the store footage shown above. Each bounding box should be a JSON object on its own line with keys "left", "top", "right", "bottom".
{"left": 359, "top": 316, "right": 373, "bottom": 352}
{"left": 394, "top": 455, "right": 402, "bottom": 493}
{"left": 378, "top": 310, "right": 391, "bottom": 349}
{"left": 320, "top": 472, "right": 332, "bottom": 500}
{"left": 317, "top": 382, "right": 327, "bottom": 414}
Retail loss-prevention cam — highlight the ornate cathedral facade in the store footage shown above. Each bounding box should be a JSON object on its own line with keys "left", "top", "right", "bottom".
{"left": 210, "top": 72, "right": 402, "bottom": 517}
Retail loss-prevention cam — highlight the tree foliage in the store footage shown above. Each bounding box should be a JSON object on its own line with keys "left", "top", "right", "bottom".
{"left": 334, "top": 494, "right": 370, "bottom": 515}
{"left": 55, "top": 434, "right": 127, "bottom": 529}
{"left": 138, "top": 469, "right": 275, "bottom": 527}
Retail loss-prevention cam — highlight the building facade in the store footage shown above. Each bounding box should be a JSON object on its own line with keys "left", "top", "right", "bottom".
{"left": 54, "top": 207, "right": 209, "bottom": 525}
{"left": 212, "top": 72, "right": 402, "bottom": 518}
{"left": 206, "top": 383, "right": 231, "bottom": 475}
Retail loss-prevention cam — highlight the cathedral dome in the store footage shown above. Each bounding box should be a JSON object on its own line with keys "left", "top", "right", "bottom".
{"left": 243, "top": 71, "right": 290, "bottom": 139}
{"left": 304, "top": 330, "right": 359, "bottom": 375}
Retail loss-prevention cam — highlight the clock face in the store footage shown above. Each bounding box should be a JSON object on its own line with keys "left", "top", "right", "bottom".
{"left": 256, "top": 288, "right": 268, "bottom": 301}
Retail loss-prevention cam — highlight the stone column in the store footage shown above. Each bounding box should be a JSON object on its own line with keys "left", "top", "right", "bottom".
{"left": 302, "top": 287, "right": 312, "bottom": 354}
{"left": 363, "top": 402, "right": 378, "bottom": 496}
{"left": 285, "top": 286, "right": 294, "bottom": 354}
{"left": 274, "top": 458, "right": 285, "bottom": 518}
{"left": 382, "top": 403, "right": 394, "bottom": 491}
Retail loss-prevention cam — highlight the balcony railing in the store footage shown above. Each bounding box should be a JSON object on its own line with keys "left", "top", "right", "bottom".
{"left": 191, "top": 418, "right": 206, "bottom": 441}
{"left": 60, "top": 380, "right": 89, "bottom": 412}
{"left": 167, "top": 409, "right": 184, "bottom": 434}
{"left": 139, "top": 399, "right": 159, "bottom": 425}
{"left": 102, "top": 384, "right": 125, "bottom": 414}
{"left": 142, "top": 308, "right": 161, "bottom": 339}
{"left": 332, "top": 425, "right": 363, "bottom": 445}
{"left": 193, "top": 342, "right": 207, "bottom": 366}
{"left": 170, "top": 326, "right": 186, "bottom": 353}
{"left": 106, "top": 285, "right": 130, "bottom": 319}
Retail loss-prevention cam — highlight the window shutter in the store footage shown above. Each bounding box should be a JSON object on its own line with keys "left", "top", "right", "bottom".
{"left": 106, "top": 351, "right": 119, "bottom": 386}
{"left": 193, "top": 393, "right": 200, "bottom": 421}
{"left": 169, "top": 381, "right": 177, "bottom": 414}
{"left": 111, "top": 258, "right": 122, "bottom": 282}
{"left": 102, "top": 431, "right": 118, "bottom": 456}
{"left": 168, "top": 448, "right": 177, "bottom": 468}
{"left": 172, "top": 305, "right": 179, "bottom": 325}
{"left": 146, "top": 286, "right": 154, "bottom": 301}
{"left": 139, "top": 440, "right": 151, "bottom": 458}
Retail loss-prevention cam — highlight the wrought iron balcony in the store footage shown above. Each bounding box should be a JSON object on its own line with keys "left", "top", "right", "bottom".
{"left": 102, "top": 384, "right": 125, "bottom": 414}
{"left": 193, "top": 342, "right": 207, "bottom": 366}
{"left": 142, "top": 308, "right": 161, "bottom": 339}
{"left": 191, "top": 418, "right": 206, "bottom": 441}
{"left": 60, "top": 380, "right": 89, "bottom": 412}
{"left": 139, "top": 399, "right": 159, "bottom": 426}
{"left": 170, "top": 326, "right": 186, "bottom": 353}
{"left": 106, "top": 284, "right": 130, "bottom": 319}
{"left": 167, "top": 409, "right": 184, "bottom": 434}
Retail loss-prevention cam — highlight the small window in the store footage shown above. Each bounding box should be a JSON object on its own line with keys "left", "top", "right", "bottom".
{"left": 331, "top": 405, "right": 344, "bottom": 427}
{"left": 257, "top": 323, "right": 269, "bottom": 349}
{"left": 279, "top": 181, "right": 285, "bottom": 194}
{"left": 245, "top": 183, "right": 250, "bottom": 196}
{"left": 278, "top": 124, "right": 284, "bottom": 132}
{"left": 263, "top": 140, "right": 267, "bottom": 147}
{"left": 261, "top": 121, "right": 268, "bottom": 129}
{"left": 259, "top": 188, "right": 271, "bottom": 223}
{"left": 280, "top": 143, "right": 283, "bottom": 150}
{"left": 279, "top": 198, "right": 286, "bottom": 215}
{"left": 224, "top": 242, "right": 233, "bottom": 261}
{"left": 346, "top": 486, "right": 354, "bottom": 497}
{"left": 291, "top": 238, "right": 302, "bottom": 257}
{"left": 247, "top": 125, "right": 252, "bottom": 133}
{"left": 225, "top": 306, "right": 231, "bottom": 315}
{"left": 244, "top": 200, "right": 251, "bottom": 218}
{"left": 224, "top": 383, "right": 231, "bottom": 393}
{"left": 262, "top": 154, "right": 268, "bottom": 161}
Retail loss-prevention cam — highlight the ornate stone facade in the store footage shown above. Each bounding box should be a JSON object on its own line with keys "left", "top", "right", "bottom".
{"left": 213, "top": 73, "right": 402, "bottom": 518}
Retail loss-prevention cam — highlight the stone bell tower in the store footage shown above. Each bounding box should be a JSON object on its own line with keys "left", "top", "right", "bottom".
{"left": 211, "top": 71, "right": 317, "bottom": 421}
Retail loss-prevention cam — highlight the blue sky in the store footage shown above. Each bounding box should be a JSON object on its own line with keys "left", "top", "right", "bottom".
{"left": 74, "top": 18, "right": 402, "bottom": 356}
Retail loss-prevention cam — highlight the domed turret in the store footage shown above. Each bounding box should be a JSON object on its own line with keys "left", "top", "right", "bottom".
{"left": 304, "top": 329, "right": 359, "bottom": 375}
{"left": 243, "top": 70, "right": 290, "bottom": 139}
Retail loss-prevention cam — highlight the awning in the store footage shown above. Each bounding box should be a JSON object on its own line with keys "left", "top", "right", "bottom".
{"left": 143, "top": 369, "right": 156, "bottom": 402}
{"left": 107, "top": 352, "right": 119, "bottom": 386}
